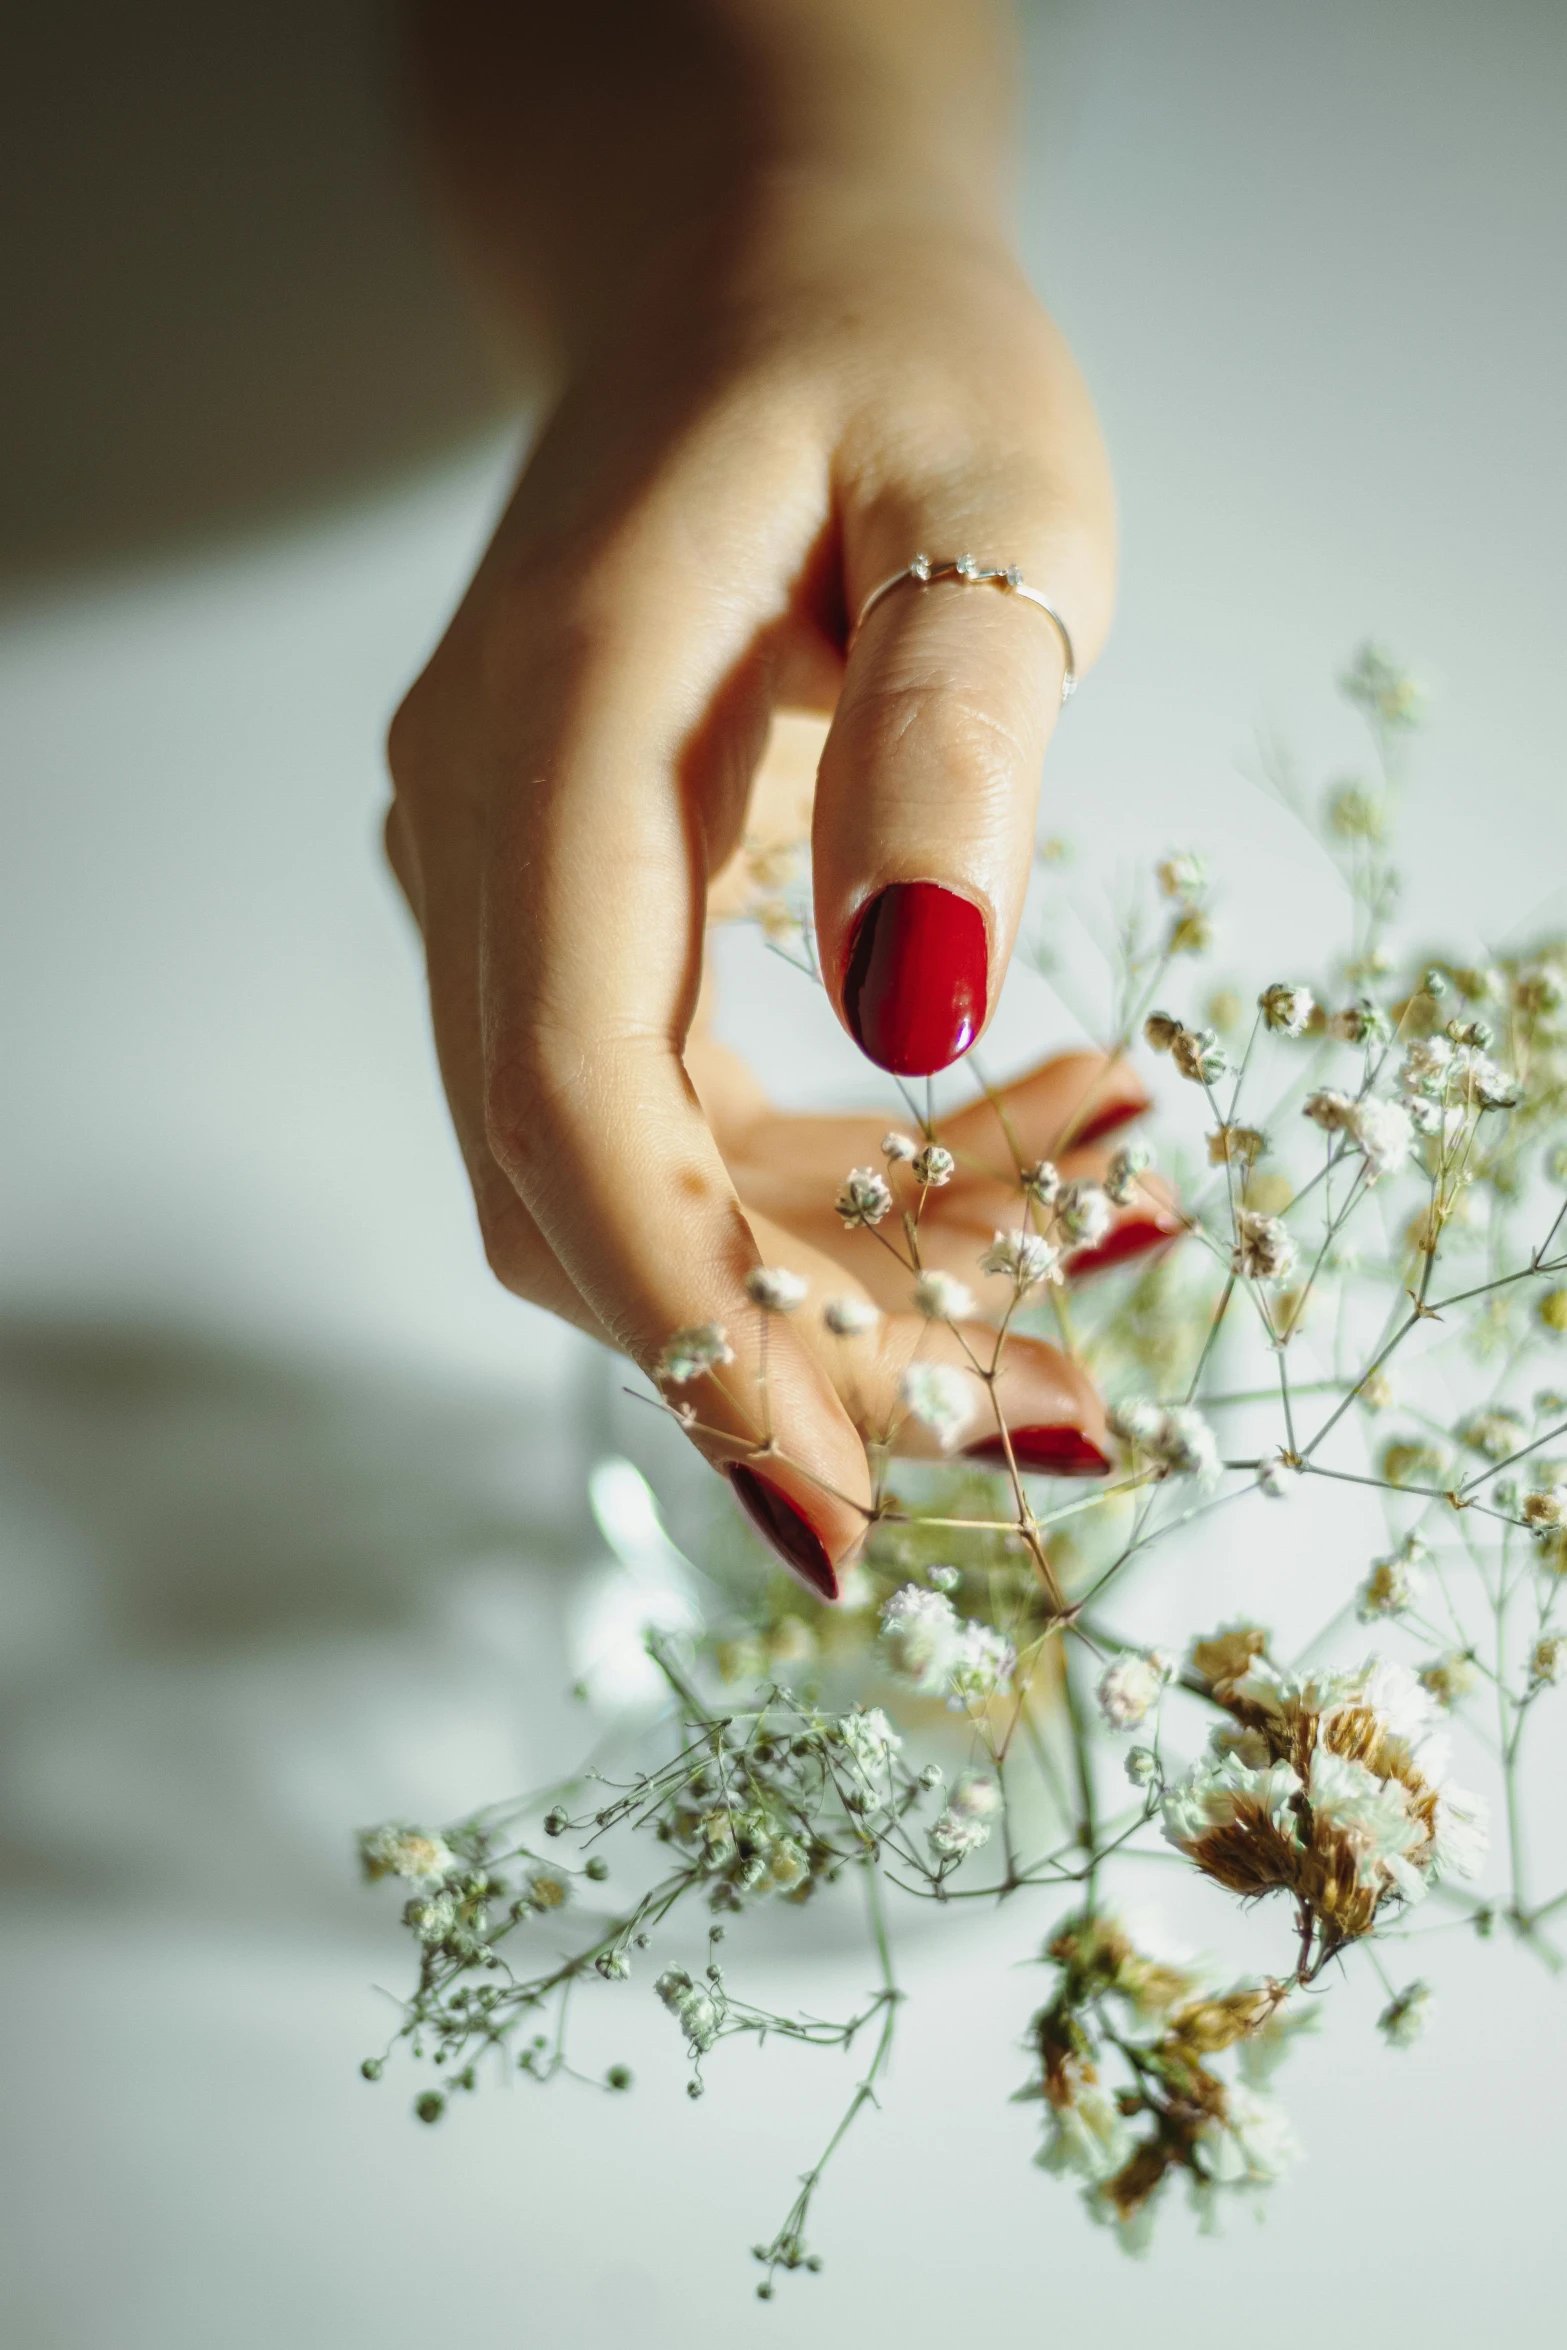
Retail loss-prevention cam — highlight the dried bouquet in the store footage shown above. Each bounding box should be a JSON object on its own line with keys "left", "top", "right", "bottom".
{"left": 358, "top": 649, "right": 1567, "bottom": 2287}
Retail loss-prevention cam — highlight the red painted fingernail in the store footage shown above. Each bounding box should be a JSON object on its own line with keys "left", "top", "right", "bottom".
{"left": 1066, "top": 1216, "right": 1178, "bottom": 1279}
{"left": 965, "top": 1426, "right": 1113, "bottom": 1476}
{"left": 729, "top": 1466, "right": 840, "bottom": 1601}
{"left": 843, "top": 883, "right": 988, "bottom": 1076}
{"left": 1069, "top": 1097, "right": 1150, "bottom": 1148}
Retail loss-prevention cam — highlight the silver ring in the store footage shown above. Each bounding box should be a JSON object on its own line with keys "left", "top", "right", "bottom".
{"left": 852, "top": 552, "right": 1077, "bottom": 702}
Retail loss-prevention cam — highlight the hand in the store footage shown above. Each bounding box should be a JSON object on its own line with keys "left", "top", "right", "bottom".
{"left": 386, "top": 19, "right": 1132, "bottom": 1593}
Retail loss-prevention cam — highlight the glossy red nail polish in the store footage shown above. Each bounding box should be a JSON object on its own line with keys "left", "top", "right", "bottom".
{"left": 729, "top": 1466, "right": 840, "bottom": 1601}
{"left": 1070, "top": 1097, "right": 1150, "bottom": 1148}
{"left": 843, "top": 883, "right": 988, "bottom": 1076}
{"left": 965, "top": 1426, "right": 1113, "bottom": 1476}
{"left": 1066, "top": 1216, "right": 1177, "bottom": 1280}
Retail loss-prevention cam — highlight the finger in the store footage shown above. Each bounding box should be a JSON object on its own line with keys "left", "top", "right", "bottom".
{"left": 475, "top": 516, "right": 877, "bottom": 1595}
{"left": 814, "top": 331, "right": 1115, "bottom": 1075}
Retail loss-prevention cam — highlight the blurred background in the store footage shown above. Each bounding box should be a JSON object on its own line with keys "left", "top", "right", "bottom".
{"left": 2, "top": 1, "right": 1564, "bottom": 2341}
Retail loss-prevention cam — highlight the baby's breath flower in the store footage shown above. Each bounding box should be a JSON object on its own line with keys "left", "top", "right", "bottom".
{"left": 1168, "top": 908, "right": 1212, "bottom": 955}
{"left": 881, "top": 1130, "right": 918, "bottom": 1162}
{"left": 822, "top": 1294, "right": 880, "bottom": 1338}
{"left": 1529, "top": 1637, "right": 1566, "bottom": 1688}
{"left": 1172, "top": 1026, "right": 1230, "bottom": 1085}
{"left": 1522, "top": 1486, "right": 1567, "bottom": 1530}
{"left": 980, "top": 1227, "right": 1061, "bottom": 1292}
{"left": 880, "top": 1585, "right": 959, "bottom": 1689}
{"left": 1358, "top": 1546, "right": 1426, "bottom": 1621}
{"left": 913, "top": 1270, "right": 975, "bottom": 1322}
{"left": 1056, "top": 1180, "right": 1113, "bottom": 1247}
{"left": 656, "top": 1967, "right": 726, "bottom": 2054}
{"left": 405, "top": 1891, "right": 459, "bottom": 1944}
{"left": 1418, "top": 1652, "right": 1478, "bottom": 1709}
{"left": 359, "top": 1825, "right": 455, "bottom": 1884}
{"left": 835, "top": 1167, "right": 894, "bottom": 1228}
{"left": 912, "top": 1143, "right": 955, "bottom": 1188}
{"left": 1208, "top": 1124, "right": 1266, "bottom": 1166}
{"left": 1460, "top": 1409, "right": 1527, "bottom": 1463}
{"left": 1303, "top": 1088, "right": 1354, "bottom": 1133}
{"left": 834, "top": 1707, "right": 901, "bottom": 1774}
{"left": 1401, "top": 1036, "right": 1453, "bottom": 1097}
{"left": 657, "top": 1323, "right": 734, "bottom": 1385}
{"left": 900, "top": 1362, "right": 978, "bottom": 1450}
{"left": 1348, "top": 1096, "right": 1413, "bottom": 1180}
{"left": 1377, "top": 1981, "right": 1433, "bottom": 2048}
{"left": 744, "top": 1266, "right": 808, "bottom": 1313}
{"left": 1125, "top": 1746, "right": 1159, "bottom": 1788}
{"left": 930, "top": 1772, "right": 1000, "bottom": 1859}
{"left": 1231, "top": 1210, "right": 1297, "bottom": 1284}
{"left": 1020, "top": 1159, "right": 1061, "bottom": 1206}
{"left": 1157, "top": 851, "right": 1207, "bottom": 901}
{"left": 1457, "top": 1048, "right": 1522, "bottom": 1113}
{"left": 1259, "top": 982, "right": 1314, "bottom": 1036}
{"left": 1106, "top": 1142, "right": 1152, "bottom": 1205}
{"left": 947, "top": 1621, "right": 1016, "bottom": 1708}
{"left": 1539, "top": 1289, "right": 1567, "bottom": 1335}
{"left": 1143, "top": 1011, "right": 1181, "bottom": 1054}
{"left": 1097, "top": 1650, "right": 1174, "bottom": 1731}
{"left": 1109, "top": 1400, "right": 1221, "bottom": 1482}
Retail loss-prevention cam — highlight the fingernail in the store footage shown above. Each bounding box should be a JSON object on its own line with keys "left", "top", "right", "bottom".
{"left": 1069, "top": 1097, "right": 1149, "bottom": 1148}
{"left": 729, "top": 1466, "right": 840, "bottom": 1601}
{"left": 965, "top": 1426, "right": 1112, "bottom": 1476}
{"left": 843, "top": 883, "right": 988, "bottom": 1076}
{"left": 1066, "top": 1216, "right": 1177, "bottom": 1280}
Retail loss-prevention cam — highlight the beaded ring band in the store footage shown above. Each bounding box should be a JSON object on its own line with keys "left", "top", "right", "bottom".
{"left": 851, "top": 552, "right": 1077, "bottom": 702}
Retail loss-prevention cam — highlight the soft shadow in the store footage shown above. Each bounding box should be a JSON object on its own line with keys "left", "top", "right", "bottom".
{"left": 0, "top": 0, "right": 513, "bottom": 593}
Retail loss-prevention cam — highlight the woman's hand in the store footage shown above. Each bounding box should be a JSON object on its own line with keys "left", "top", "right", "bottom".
{"left": 386, "top": 1, "right": 1139, "bottom": 1590}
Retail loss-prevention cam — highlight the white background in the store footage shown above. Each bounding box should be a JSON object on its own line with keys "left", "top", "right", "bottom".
{"left": 1, "top": 1, "right": 1564, "bottom": 2341}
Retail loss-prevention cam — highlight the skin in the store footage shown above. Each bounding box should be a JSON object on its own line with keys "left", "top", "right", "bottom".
{"left": 386, "top": 0, "right": 1126, "bottom": 1568}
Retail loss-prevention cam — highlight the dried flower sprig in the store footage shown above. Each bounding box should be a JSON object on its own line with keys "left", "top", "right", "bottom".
{"left": 358, "top": 647, "right": 1567, "bottom": 2283}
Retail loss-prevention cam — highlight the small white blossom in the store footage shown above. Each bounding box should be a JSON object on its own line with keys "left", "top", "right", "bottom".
{"left": 835, "top": 1167, "right": 894, "bottom": 1227}
{"left": 1377, "top": 1981, "right": 1433, "bottom": 2049}
{"left": 1401, "top": 1036, "right": 1453, "bottom": 1097}
{"left": 912, "top": 1143, "right": 955, "bottom": 1188}
{"left": 930, "top": 1771, "right": 1000, "bottom": 1859}
{"left": 880, "top": 1584, "right": 959, "bottom": 1690}
{"left": 1457, "top": 1047, "right": 1521, "bottom": 1112}
{"left": 947, "top": 1620, "right": 1016, "bottom": 1707}
{"left": 657, "top": 1322, "right": 734, "bottom": 1385}
{"left": 360, "top": 1825, "right": 456, "bottom": 1884}
{"left": 1109, "top": 1400, "right": 1221, "bottom": 1482}
{"left": 1105, "top": 1142, "right": 1152, "bottom": 1205}
{"left": 1231, "top": 1210, "right": 1297, "bottom": 1284}
{"left": 980, "top": 1227, "right": 1061, "bottom": 1292}
{"left": 1358, "top": 1548, "right": 1426, "bottom": 1621}
{"left": 1259, "top": 982, "right": 1314, "bottom": 1037}
{"left": 1055, "top": 1180, "right": 1113, "bottom": 1247}
{"left": 1097, "top": 1649, "right": 1174, "bottom": 1731}
{"left": 913, "top": 1270, "right": 975, "bottom": 1322}
{"left": 655, "top": 1967, "right": 726, "bottom": 2054}
{"left": 744, "top": 1266, "right": 808, "bottom": 1313}
{"left": 1523, "top": 1486, "right": 1567, "bottom": 1530}
{"left": 881, "top": 1130, "right": 918, "bottom": 1162}
{"left": 1125, "top": 1746, "right": 1159, "bottom": 1788}
{"left": 1172, "top": 1026, "right": 1230, "bottom": 1085}
{"left": 1303, "top": 1088, "right": 1354, "bottom": 1132}
{"left": 822, "top": 1294, "right": 880, "bottom": 1338}
{"left": 1529, "top": 1636, "right": 1567, "bottom": 1688}
{"left": 1349, "top": 1096, "right": 1413, "bottom": 1180}
{"left": 1157, "top": 850, "right": 1207, "bottom": 901}
{"left": 405, "top": 1891, "right": 459, "bottom": 1943}
{"left": 835, "top": 1707, "right": 901, "bottom": 1774}
{"left": 900, "top": 1362, "right": 978, "bottom": 1449}
{"left": 1021, "top": 1159, "right": 1061, "bottom": 1206}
